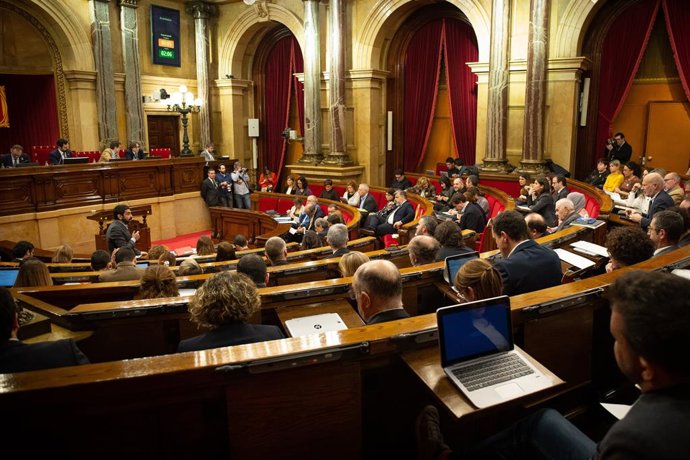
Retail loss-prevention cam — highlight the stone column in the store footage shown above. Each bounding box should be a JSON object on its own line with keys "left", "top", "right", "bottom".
{"left": 299, "top": 0, "right": 323, "bottom": 164}
{"left": 519, "top": 0, "right": 551, "bottom": 174}
{"left": 185, "top": 1, "right": 217, "bottom": 150}
{"left": 322, "top": 0, "right": 352, "bottom": 166}
{"left": 91, "top": 0, "right": 119, "bottom": 147}
{"left": 481, "top": 0, "right": 513, "bottom": 173}
{"left": 119, "top": 0, "right": 146, "bottom": 147}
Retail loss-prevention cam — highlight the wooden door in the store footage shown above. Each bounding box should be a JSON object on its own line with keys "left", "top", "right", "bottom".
{"left": 147, "top": 115, "right": 180, "bottom": 156}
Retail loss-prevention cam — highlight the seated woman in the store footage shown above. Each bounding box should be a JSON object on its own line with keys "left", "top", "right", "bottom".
{"left": 434, "top": 175, "right": 454, "bottom": 211}
{"left": 215, "top": 242, "right": 236, "bottom": 262}
{"left": 178, "top": 258, "right": 203, "bottom": 276}
{"left": 605, "top": 226, "right": 655, "bottom": 272}
{"left": 364, "top": 188, "right": 396, "bottom": 230}
{"left": 567, "top": 192, "right": 589, "bottom": 218}
{"left": 452, "top": 258, "right": 503, "bottom": 303}
{"left": 287, "top": 197, "right": 304, "bottom": 223}
{"left": 195, "top": 236, "right": 215, "bottom": 257}
{"left": 295, "top": 176, "right": 313, "bottom": 196}
{"left": 158, "top": 251, "right": 176, "bottom": 267}
{"left": 178, "top": 271, "right": 284, "bottom": 352}
{"left": 434, "top": 220, "right": 474, "bottom": 261}
{"left": 283, "top": 175, "right": 297, "bottom": 195}
{"left": 415, "top": 176, "right": 437, "bottom": 199}
{"left": 603, "top": 159, "right": 624, "bottom": 193}
{"left": 526, "top": 176, "right": 556, "bottom": 227}
{"left": 258, "top": 167, "right": 277, "bottom": 192}
{"left": 14, "top": 258, "right": 52, "bottom": 287}
{"left": 135, "top": 265, "right": 179, "bottom": 300}
{"left": 300, "top": 229, "right": 322, "bottom": 250}
{"left": 614, "top": 161, "right": 642, "bottom": 198}
{"left": 147, "top": 244, "right": 169, "bottom": 261}
{"left": 338, "top": 251, "right": 371, "bottom": 307}
{"left": 51, "top": 244, "right": 74, "bottom": 263}
{"left": 515, "top": 173, "right": 531, "bottom": 204}
{"left": 342, "top": 180, "right": 361, "bottom": 207}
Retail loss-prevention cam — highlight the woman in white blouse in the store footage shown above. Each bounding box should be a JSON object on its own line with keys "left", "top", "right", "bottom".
{"left": 342, "top": 180, "right": 360, "bottom": 207}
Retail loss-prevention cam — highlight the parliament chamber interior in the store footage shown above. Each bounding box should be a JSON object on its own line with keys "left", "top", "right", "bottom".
{"left": 1, "top": 0, "right": 690, "bottom": 458}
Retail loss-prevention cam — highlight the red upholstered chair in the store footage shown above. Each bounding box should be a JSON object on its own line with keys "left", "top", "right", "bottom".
{"left": 585, "top": 197, "right": 600, "bottom": 219}
{"left": 436, "top": 162, "right": 447, "bottom": 176}
{"left": 310, "top": 184, "right": 324, "bottom": 196}
{"left": 160, "top": 148, "right": 171, "bottom": 158}
{"left": 383, "top": 234, "right": 399, "bottom": 248}
{"left": 259, "top": 197, "right": 279, "bottom": 213}
{"left": 275, "top": 198, "right": 295, "bottom": 214}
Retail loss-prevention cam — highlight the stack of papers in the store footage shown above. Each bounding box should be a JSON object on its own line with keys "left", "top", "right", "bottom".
{"left": 570, "top": 241, "right": 608, "bottom": 257}
{"left": 554, "top": 248, "right": 595, "bottom": 269}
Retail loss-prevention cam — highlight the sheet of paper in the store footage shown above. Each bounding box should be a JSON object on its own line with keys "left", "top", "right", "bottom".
{"left": 554, "top": 248, "right": 595, "bottom": 269}
{"left": 288, "top": 227, "right": 297, "bottom": 235}
{"left": 570, "top": 240, "right": 609, "bottom": 257}
{"left": 601, "top": 403, "right": 631, "bottom": 420}
{"left": 672, "top": 269, "right": 690, "bottom": 281}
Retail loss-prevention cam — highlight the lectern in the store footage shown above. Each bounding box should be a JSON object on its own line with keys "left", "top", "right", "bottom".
{"left": 87, "top": 205, "right": 152, "bottom": 253}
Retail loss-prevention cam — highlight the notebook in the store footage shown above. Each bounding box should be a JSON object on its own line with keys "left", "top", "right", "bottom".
{"left": 285, "top": 313, "right": 347, "bottom": 337}
{"left": 0, "top": 268, "right": 20, "bottom": 287}
{"left": 443, "top": 251, "right": 479, "bottom": 285}
{"left": 437, "top": 296, "right": 550, "bottom": 408}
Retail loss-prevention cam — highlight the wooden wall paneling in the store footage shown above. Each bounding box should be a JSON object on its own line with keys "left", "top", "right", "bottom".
{"left": 0, "top": 174, "right": 35, "bottom": 214}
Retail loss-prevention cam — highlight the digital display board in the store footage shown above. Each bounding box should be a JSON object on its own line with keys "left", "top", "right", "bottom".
{"left": 151, "top": 5, "right": 181, "bottom": 67}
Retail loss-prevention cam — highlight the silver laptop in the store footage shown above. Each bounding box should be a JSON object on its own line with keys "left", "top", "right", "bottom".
{"left": 437, "top": 296, "right": 550, "bottom": 408}
{"left": 285, "top": 313, "right": 347, "bottom": 337}
{"left": 443, "top": 251, "right": 479, "bottom": 285}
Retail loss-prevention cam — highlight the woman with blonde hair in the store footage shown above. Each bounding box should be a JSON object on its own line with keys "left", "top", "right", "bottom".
{"left": 338, "top": 251, "right": 370, "bottom": 277}
{"left": 452, "top": 258, "right": 503, "bottom": 303}
{"left": 415, "top": 176, "right": 437, "bottom": 199}
{"left": 14, "top": 258, "right": 53, "bottom": 287}
{"left": 135, "top": 265, "right": 179, "bottom": 300}
{"left": 196, "top": 235, "right": 215, "bottom": 256}
{"left": 51, "top": 244, "right": 74, "bottom": 263}
{"left": 178, "top": 271, "right": 284, "bottom": 352}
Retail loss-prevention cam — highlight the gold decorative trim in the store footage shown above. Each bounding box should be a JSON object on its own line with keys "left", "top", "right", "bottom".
{"left": 0, "top": 1, "right": 69, "bottom": 139}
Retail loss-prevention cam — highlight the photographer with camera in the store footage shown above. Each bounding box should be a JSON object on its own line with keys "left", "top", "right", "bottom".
{"left": 605, "top": 131, "right": 632, "bottom": 164}
{"left": 231, "top": 161, "right": 251, "bottom": 209}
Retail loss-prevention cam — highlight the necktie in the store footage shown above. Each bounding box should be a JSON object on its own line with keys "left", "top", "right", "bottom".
{"left": 13, "top": 157, "right": 17, "bottom": 167}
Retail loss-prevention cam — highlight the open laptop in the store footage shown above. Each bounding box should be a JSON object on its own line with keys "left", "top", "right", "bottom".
{"left": 0, "top": 268, "right": 20, "bottom": 287}
{"left": 443, "top": 251, "right": 479, "bottom": 285}
{"left": 63, "top": 157, "right": 88, "bottom": 164}
{"left": 437, "top": 295, "right": 551, "bottom": 408}
{"left": 285, "top": 313, "right": 347, "bottom": 337}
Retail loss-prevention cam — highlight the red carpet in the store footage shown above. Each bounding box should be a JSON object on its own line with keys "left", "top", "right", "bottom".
{"left": 151, "top": 230, "right": 211, "bottom": 254}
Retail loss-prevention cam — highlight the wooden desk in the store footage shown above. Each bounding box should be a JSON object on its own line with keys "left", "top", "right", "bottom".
{"left": 401, "top": 345, "right": 564, "bottom": 419}
{"left": 208, "top": 207, "right": 291, "bottom": 247}
{"left": 276, "top": 300, "right": 365, "bottom": 336}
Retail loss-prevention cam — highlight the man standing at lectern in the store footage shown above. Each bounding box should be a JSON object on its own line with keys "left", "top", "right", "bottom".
{"left": 106, "top": 204, "right": 145, "bottom": 257}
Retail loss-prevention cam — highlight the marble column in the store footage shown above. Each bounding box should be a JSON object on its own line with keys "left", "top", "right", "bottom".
{"left": 299, "top": 0, "right": 323, "bottom": 164}
{"left": 91, "top": 0, "right": 119, "bottom": 147}
{"left": 185, "top": 1, "right": 217, "bottom": 151}
{"left": 519, "top": 0, "right": 550, "bottom": 174}
{"left": 322, "top": 0, "right": 352, "bottom": 166}
{"left": 119, "top": 0, "right": 146, "bottom": 147}
{"left": 481, "top": 0, "right": 513, "bottom": 173}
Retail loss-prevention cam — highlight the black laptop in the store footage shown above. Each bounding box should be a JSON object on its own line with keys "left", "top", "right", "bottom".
{"left": 63, "top": 157, "right": 88, "bottom": 164}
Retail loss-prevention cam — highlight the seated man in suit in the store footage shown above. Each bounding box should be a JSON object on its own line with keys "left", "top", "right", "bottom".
{"left": 419, "top": 270, "right": 690, "bottom": 459}
{"left": 48, "top": 138, "right": 72, "bottom": 165}
{"left": 448, "top": 193, "right": 486, "bottom": 234}
{"left": 408, "top": 235, "right": 440, "bottom": 266}
{"left": 237, "top": 254, "right": 269, "bottom": 288}
{"left": 98, "top": 248, "right": 144, "bottom": 282}
{"left": 125, "top": 142, "right": 145, "bottom": 160}
{"left": 0, "top": 287, "right": 89, "bottom": 373}
{"left": 325, "top": 223, "right": 349, "bottom": 258}
{"left": 306, "top": 195, "right": 326, "bottom": 220}
{"left": 390, "top": 168, "right": 412, "bottom": 191}
{"left": 524, "top": 213, "right": 548, "bottom": 239}
{"left": 491, "top": 210, "right": 561, "bottom": 296}
{"left": 105, "top": 204, "right": 144, "bottom": 256}
{"left": 99, "top": 140, "right": 121, "bottom": 162}
{"left": 415, "top": 215, "right": 439, "bottom": 238}
{"left": 627, "top": 172, "right": 674, "bottom": 231}
{"left": 357, "top": 183, "right": 379, "bottom": 215}
{"left": 649, "top": 210, "right": 683, "bottom": 258}
{"left": 264, "top": 236, "right": 288, "bottom": 266}
{"left": 178, "top": 271, "right": 284, "bottom": 352}
{"left": 1, "top": 144, "right": 31, "bottom": 167}
{"left": 373, "top": 190, "right": 415, "bottom": 237}
{"left": 550, "top": 198, "right": 579, "bottom": 233}
{"left": 664, "top": 172, "right": 684, "bottom": 205}
{"left": 352, "top": 259, "right": 410, "bottom": 324}
{"left": 551, "top": 175, "right": 570, "bottom": 202}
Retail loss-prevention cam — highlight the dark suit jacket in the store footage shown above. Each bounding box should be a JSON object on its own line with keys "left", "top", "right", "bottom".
{"left": 435, "top": 244, "right": 475, "bottom": 262}
{"left": 607, "top": 142, "right": 632, "bottom": 164}
{"left": 553, "top": 187, "right": 570, "bottom": 202}
{"left": 653, "top": 245, "right": 678, "bottom": 258}
{"left": 494, "top": 239, "right": 562, "bottom": 296}
{"left": 390, "top": 178, "right": 412, "bottom": 191}
{"left": 320, "top": 189, "right": 340, "bottom": 202}
{"left": 528, "top": 193, "right": 557, "bottom": 227}
{"left": 325, "top": 247, "right": 350, "bottom": 259}
{"left": 554, "top": 211, "right": 580, "bottom": 233}
{"left": 178, "top": 322, "right": 284, "bottom": 352}
{"left": 201, "top": 177, "right": 222, "bottom": 206}
{"left": 458, "top": 202, "right": 486, "bottom": 233}
{"left": 641, "top": 191, "right": 674, "bottom": 230}
{"left": 1, "top": 153, "right": 31, "bottom": 167}
{"left": 367, "top": 308, "right": 410, "bottom": 325}
{"left": 0, "top": 339, "right": 89, "bottom": 373}
{"left": 105, "top": 219, "right": 139, "bottom": 254}
{"left": 126, "top": 149, "right": 145, "bottom": 160}
{"left": 48, "top": 148, "right": 71, "bottom": 165}
{"left": 359, "top": 194, "right": 379, "bottom": 213}
{"left": 374, "top": 201, "right": 415, "bottom": 236}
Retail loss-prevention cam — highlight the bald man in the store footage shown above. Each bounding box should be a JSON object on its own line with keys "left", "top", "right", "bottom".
{"left": 352, "top": 260, "right": 410, "bottom": 324}
{"left": 627, "top": 172, "right": 674, "bottom": 231}
{"left": 408, "top": 235, "right": 440, "bottom": 266}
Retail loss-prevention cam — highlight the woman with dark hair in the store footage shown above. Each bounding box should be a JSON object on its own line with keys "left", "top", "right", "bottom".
{"left": 526, "top": 176, "right": 556, "bottom": 226}
{"left": 283, "top": 175, "right": 297, "bottom": 195}
{"left": 215, "top": 242, "right": 236, "bottom": 262}
{"left": 434, "top": 175, "right": 454, "bottom": 211}
{"left": 135, "top": 265, "right": 179, "bottom": 300}
{"left": 295, "top": 176, "right": 312, "bottom": 196}
{"left": 434, "top": 220, "right": 474, "bottom": 261}
{"left": 342, "top": 180, "right": 360, "bottom": 207}
{"left": 287, "top": 197, "right": 304, "bottom": 223}
{"left": 258, "top": 167, "right": 277, "bottom": 192}
{"left": 301, "top": 230, "right": 322, "bottom": 250}
{"left": 196, "top": 236, "right": 215, "bottom": 257}
{"left": 516, "top": 173, "right": 531, "bottom": 203}
{"left": 14, "top": 258, "right": 53, "bottom": 287}
{"left": 605, "top": 226, "right": 655, "bottom": 272}
{"left": 615, "top": 161, "right": 642, "bottom": 198}
{"left": 158, "top": 251, "right": 177, "bottom": 267}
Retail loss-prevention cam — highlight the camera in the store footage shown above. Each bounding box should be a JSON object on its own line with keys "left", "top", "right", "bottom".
{"left": 607, "top": 139, "right": 615, "bottom": 145}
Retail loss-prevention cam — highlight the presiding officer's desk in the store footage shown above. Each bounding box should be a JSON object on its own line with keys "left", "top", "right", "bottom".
{"left": 3, "top": 246, "right": 690, "bottom": 460}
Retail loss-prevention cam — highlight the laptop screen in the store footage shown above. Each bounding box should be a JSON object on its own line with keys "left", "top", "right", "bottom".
{"left": 136, "top": 262, "right": 150, "bottom": 268}
{"left": 63, "top": 157, "right": 88, "bottom": 164}
{"left": 437, "top": 296, "right": 513, "bottom": 367}
{"left": 444, "top": 252, "right": 479, "bottom": 285}
{"left": 0, "top": 269, "right": 20, "bottom": 287}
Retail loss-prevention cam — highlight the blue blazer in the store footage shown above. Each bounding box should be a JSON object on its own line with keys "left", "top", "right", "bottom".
{"left": 178, "top": 322, "right": 284, "bottom": 352}
{"left": 494, "top": 240, "right": 562, "bottom": 296}
{"left": 641, "top": 191, "right": 674, "bottom": 230}
{"left": 0, "top": 339, "right": 89, "bottom": 373}
{"left": 48, "top": 148, "right": 71, "bottom": 165}
{"left": 1, "top": 153, "right": 31, "bottom": 167}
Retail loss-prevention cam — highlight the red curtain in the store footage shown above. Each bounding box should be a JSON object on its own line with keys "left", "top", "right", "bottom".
{"left": 443, "top": 19, "right": 479, "bottom": 166}
{"left": 292, "top": 40, "right": 305, "bottom": 137}
{"left": 662, "top": 0, "right": 690, "bottom": 102}
{"left": 403, "top": 21, "right": 444, "bottom": 171}
{"left": 595, "top": 0, "right": 660, "bottom": 155}
{"left": 0, "top": 74, "right": 59, "bottom": 154}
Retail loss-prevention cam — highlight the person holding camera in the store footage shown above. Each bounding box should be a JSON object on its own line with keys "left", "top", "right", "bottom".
{"left": 605, "top": 132, "right": 632, "bottom": 164}
{"left": 231, "top": 161, "right": 251, "bottom": 209}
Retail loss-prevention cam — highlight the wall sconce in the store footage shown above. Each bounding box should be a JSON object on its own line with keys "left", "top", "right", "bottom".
{"left": 281, "top": 127, "right": 303, "bottom": 144}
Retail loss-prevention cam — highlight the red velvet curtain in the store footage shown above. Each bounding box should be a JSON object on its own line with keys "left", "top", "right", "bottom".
{"left": 403, "top": 21, "right": 444, "bottom": 171}
{"left": 0, "top": 74, "right": 59, "bottom": 154}
{"left": 443, "top": 19, "right": 479, "bottom": 166}
{"left": 265, "top": 37, "right": 296, "bottom": 180}
{"left": 595, "top": 0, "right": 660, "bottom": 155}
{"left": 663, "top": 0, "right": 690, "bottom": 102}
